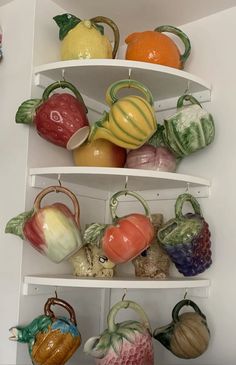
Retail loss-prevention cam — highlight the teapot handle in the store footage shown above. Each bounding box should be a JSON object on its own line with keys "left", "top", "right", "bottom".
{"left": 44, "top": 297, "right": 78, "bottom": 326}
{"left": 107, "top": 300, "right": 151, "bottom": 333}
{"left": 172, "top": 299, "right": 206, "bottom": 322}
{"left": 154, "top": 25, "right": 191, "bottom": 68}
{"left": 90, "top": 16, "right": 120, "bottom": 59}
{"left": 110, "top": 190, "right": 152, "bottom": 221}
{"left": 177, "top": 94, "right": 202, "bottom": 109}
{"left": 42, "top": 80, "right": 88, "bottom": 113}
{"left": 175, "top": 193, "right": 202, "bottom": 220}
{"left": 106, "top": 79, "right": 154, "bottom": 107}
{"left": 34, "top": 185, "right": 80, "bottom": 226}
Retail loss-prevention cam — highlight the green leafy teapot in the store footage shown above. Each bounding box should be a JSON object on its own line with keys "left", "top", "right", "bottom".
{"left": 54, "top": 14, "right": 120, "bottom": 60}
{"left": 163, "top": 94, "right": 215, "bottom": 157}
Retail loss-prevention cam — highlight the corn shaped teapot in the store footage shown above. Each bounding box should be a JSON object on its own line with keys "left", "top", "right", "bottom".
{"left": 9, "top": 297, "right": 81, "bottom": 365}
{"left": 153, "top": 299, "right": 210, "bottom": 359}
{"left": 88, "top": 79, "right": 157, "bottom": 149}
{"left": 125, "top": 25, "right": 191, "bottom": 69}
{"left": 54, "top": 14, "right": 120, "bottom": 60}
{"left": 84, "top": 190, "right": 154, "bottom": 264}
{"left": 163, "top": 94, "right": 215, "bottom": 157}
{"left": 5, "top": 186, "right": 83, "bottom": 263}
{"left": 84, "top": 300, "right": 154, "bottom": 365}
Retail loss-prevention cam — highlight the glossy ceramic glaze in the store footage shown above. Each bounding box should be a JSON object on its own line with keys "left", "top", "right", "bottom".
{"left": 88, "top": 79, "right": 157, "bottom": 149}
{"left": 9, "top": 297, "right": 81, "bottom": 365}
{"left": 158, "top": 193, "right": 212, "bottom": 276}
{"left": 5, "top": 186, "right": 82, "bottom": 263}
{"left": 53, "top": 14, "right": 120, "bottom": 60}
{"left": 84, "top": 300, "right": 154, "bottom": 365}
{"left": 73, "top": 139, "right": 127, "bottom": 167}
{"left": 163, "top": 95, "right": 215, "bottom": 157}
{"left": 125, "top": 25, "right": 191, "bottom": 69}
{"left": 153, "top": 299, "right": 210, "bottom": 359}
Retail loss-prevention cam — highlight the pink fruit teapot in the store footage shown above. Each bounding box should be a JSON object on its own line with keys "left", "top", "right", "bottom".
{"left": 84, "top": 300, "right": 154, "bottom": 365}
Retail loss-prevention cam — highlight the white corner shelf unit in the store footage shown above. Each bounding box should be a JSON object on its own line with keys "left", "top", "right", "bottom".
{"left": 34, "top": 59, "right": 211, "bottom": 113}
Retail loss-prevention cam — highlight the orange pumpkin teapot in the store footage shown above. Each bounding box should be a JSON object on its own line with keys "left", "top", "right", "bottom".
{"left": 125, "top": 25, "right": 191, "bottom": 69}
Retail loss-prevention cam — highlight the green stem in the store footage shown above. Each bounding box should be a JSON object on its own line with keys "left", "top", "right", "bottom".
{"left": 108, "top": 300, "right": 151, "bottom": 333}
{"left": 175, "top": 193, "right": 202, "bottom": 219}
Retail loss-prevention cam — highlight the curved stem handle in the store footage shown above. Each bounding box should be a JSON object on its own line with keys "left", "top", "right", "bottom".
{"left": 110, "top": 190, "right": 152, "bottom": 221}
{"left": 154, "top": 25, "right": 191, "bottom": 68}
{"left": 175, "top": 193, "right": 202, "bottom": 220}
{"left": 177, "top": 94, "right": 202, "bottom": 109}
{"left": 34, "top": 186, "right": 80, "bottom": 226}
{"left": 90, "top": 16, "right": 120, "bottom": 59}
{"left": 44, "top": 297, "right": 78, "bottom": 326}
{"left": 42, "top": 80, "right": 88, "bottom": 113}
{"left": 172, "top": 299, "right": 206, "bottom": 323}
{"left": 108, "top": 300, "right": 151, "bottom": 333}
{"left": 106, "top": 79, "right": 154, "bottom": 107}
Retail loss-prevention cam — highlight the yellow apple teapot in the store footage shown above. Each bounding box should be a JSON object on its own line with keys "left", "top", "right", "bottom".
{"left": 53, "top": 13, "right": 120, "bottom": 60}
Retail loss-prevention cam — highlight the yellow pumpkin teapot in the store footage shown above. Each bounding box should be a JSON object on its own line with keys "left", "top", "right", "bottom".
{"left": 88, "top": 79, "right": 157, "bottom": 149}
{"left": 53, "top": 14, "right": 120, "bottom": 60}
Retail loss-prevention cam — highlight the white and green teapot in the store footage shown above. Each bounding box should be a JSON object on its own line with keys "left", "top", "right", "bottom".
{"left": 163, "top": 94, "right": 215, "bottom": 157}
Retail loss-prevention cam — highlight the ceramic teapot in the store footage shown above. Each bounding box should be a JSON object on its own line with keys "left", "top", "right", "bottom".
{"left": 84, "top": 300, "right": 154, "bottom": 365}
{"left": 125, "top": 25, "right": 191, "bottom": 69}
{"left": 88, "top": 79, "right": 157, "bottom": 149}
{"left": 153, "top": 299, "right": 210, "bottom": 359}
{"left": 53, "top": 14, "right": 120, "bottom": 60}
{"left": 9, "top": 297, "right": 81, "bottom": 365}
{"left": 163, "top": 94, "right": 215, "bottom": 157}
{"left": 15, "top": 80, "right": 89, "bottom": 150}
{"left": 5, "top": 186, "right": 83, "bottom": 263}
{"left": 84, "top": 190, "right": 154, "bottom": 264}
{"left": 158, "top": 193, "right": 212, "bottom": 276}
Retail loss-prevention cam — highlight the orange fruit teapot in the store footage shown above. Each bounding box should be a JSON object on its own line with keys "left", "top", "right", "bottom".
{"left": 125, "top": 25, "right": 191, "bottom": 69}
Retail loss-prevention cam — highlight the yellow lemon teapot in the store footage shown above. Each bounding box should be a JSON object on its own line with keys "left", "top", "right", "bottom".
{"left": 53, "top": 14, "right": 120, "bottom": 60}
{"left": 88, "top": 79, "right": 157, "bottom": 149}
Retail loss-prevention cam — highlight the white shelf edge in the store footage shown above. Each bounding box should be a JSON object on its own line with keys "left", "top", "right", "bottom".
{"left": 23, "top": 274, "right": 210, "bottom": 295}
{"left": 34, "top": 59, "right": 211, "bottom": 91}
{"left": 29, "top": 167, "right": 210, "bottom": 187}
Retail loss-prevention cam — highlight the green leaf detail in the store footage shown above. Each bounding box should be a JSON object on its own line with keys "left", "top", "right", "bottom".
{"left": 83, "top": 223, "right": 108, "bottom": 246}
{"left": 148, "top": 124, "right": 166, "bottom": 147}
{"left": 116, "top": 327, "right": 136, "bottom": 343}
{"left": 111, "top": 333, "right": 123, "bottom": 355}
{"left": 15, "top": 99, "right": 42, "bottom": 125}
{"left": 5, "top": 209, "right": 34, "bottom": 239}
{"left": 53, "top": 14, "right": 81, "bottom": 40}
{"left": 119, "top": 320, "right": 146, "bottom": 333}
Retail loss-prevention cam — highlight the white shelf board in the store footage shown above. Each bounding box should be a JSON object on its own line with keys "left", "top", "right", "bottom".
{"left": 23, "top": 274, "right": 210, "bottom": 293}
{"left": 29, "top": 167, "right": 210, "bottom": 193}
{"left": 34, "top": 60, "right": 211, "bottom": 109}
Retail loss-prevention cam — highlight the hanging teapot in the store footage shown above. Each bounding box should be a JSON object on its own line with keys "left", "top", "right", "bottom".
{"left": 5, "top": 186, "right": 83, "bottom": 263}
{"left": 53, "top": 14, "right": 120, "bottom": 60}
{"left": 125, "top": 25, "right": 191, "bottom": 69}
{"left": 15, "top": 80, "right": 89, "bottom": 150}
{"left": 9, "top": 297, "right": 81, "bottom": 365}
{"left": 88, "top": 79, "right": 157, "bottom": 149}
{"left": 153, "top": 299, "right": 210, "bottom": 359}
{"left": 158, "top": 193, "right": 212, "bottom": 276}
{"left": 163, "top": 94, "right": 215, "bottom": 157}
{"left": 84, "top": 300, "right": 154, "bottom": 365}
{"left": 84, "top": 190, "right": 154, "bottom": 264}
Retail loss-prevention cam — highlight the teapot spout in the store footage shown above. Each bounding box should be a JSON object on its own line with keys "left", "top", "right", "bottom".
{"left": 153, "top": 323, "right": 173, "bottom": 350}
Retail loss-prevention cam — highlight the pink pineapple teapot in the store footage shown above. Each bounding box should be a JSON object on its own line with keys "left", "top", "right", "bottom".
{"left": 84, "top": 300, "right": 154, "bottom": 365}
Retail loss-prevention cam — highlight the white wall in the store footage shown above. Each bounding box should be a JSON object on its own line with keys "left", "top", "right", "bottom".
{"left": 0, "top": 0, "right": 35, "bottom": 363}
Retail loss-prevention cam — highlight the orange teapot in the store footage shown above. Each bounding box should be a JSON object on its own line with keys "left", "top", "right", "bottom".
{"left": 125, "top": 25, "right": 191, "bottom": 69}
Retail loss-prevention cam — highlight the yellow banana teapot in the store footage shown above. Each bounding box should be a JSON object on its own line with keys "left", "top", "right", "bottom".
{"left": 88, "top": 79, "right": 158, "bottom": 149}
{"left": 53, "top": 14, "right": 120, "bottom": 60}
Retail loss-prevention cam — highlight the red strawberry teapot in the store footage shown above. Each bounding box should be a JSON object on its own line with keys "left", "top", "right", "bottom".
{"left": 15, "top": 80, "right": 89, "bottom": 150}
{"left": 84, "top": 190, "right": 154, "bottom": 264}
{"left": 5, "top": 185, "right": 83, "bottom": 263}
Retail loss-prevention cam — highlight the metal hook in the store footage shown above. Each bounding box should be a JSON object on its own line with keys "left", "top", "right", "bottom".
{"left": 57, "top": 174, "right": 62, "bottom": 191}
{"left": 54, "top": 288, "right": 58, "bottom": 298}
{"left": 124, "top": 176, "right": 128, "bottom": 195}
{"left": 122, "top": 288, "right": 127, "bottom": 301}
{"left": 128, "top": 68, "right": 132, "bottom": 88}
{"left": 185, "top": 182, "right": 190, "bottom": 193}
{"left": 184, "top": 80, "right": 191, "bottom": 95}
{"left": 184, "top": 289, "right": 188, "bottom": 299}
{"left": 62, "top": 68, "right": 65, "bottom": 81}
